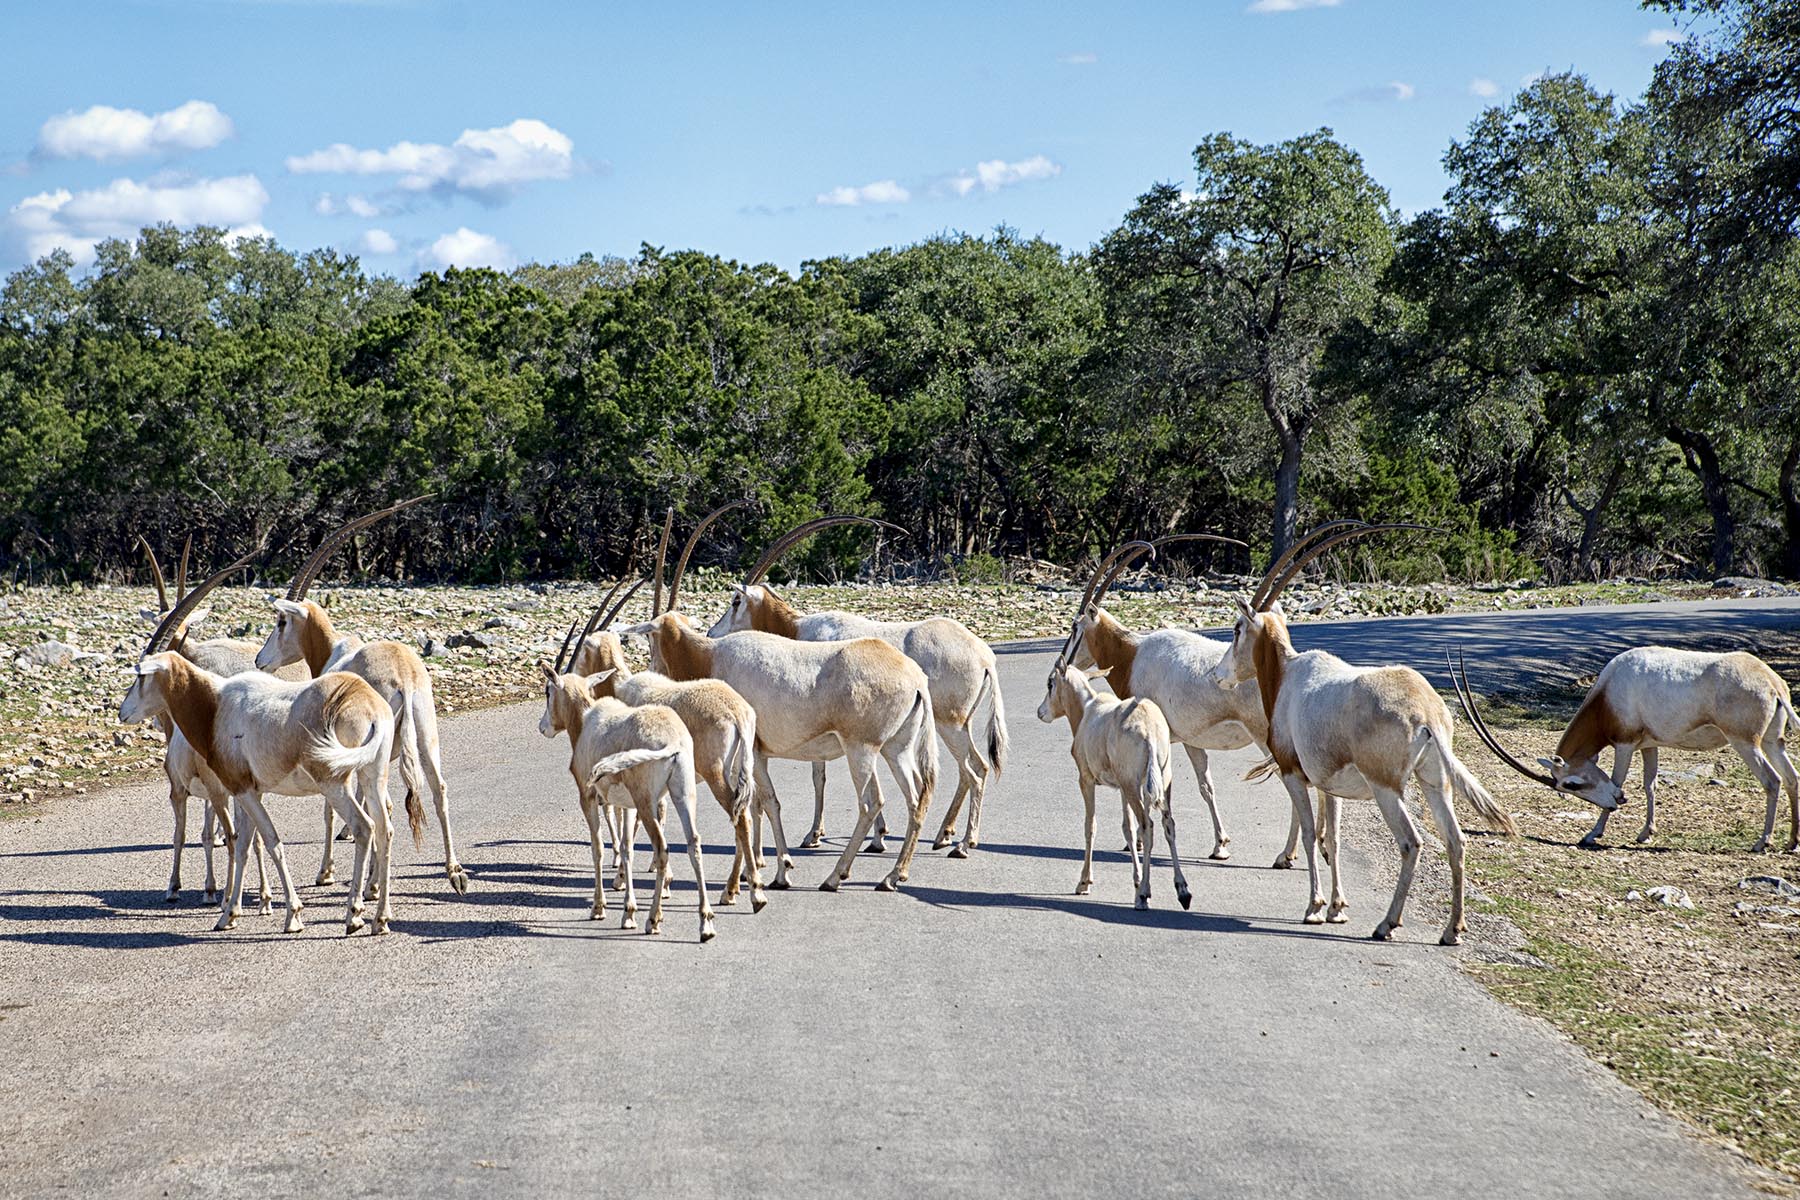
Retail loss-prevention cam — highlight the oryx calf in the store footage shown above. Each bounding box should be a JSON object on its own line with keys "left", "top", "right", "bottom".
{"left": 537, "top": 662, "right": 717, "bottom": 942}
{"left": 1038, "top": 664, "right": 1191, "bottom": 910}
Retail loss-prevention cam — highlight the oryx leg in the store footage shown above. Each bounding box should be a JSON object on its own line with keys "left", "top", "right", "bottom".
{"left": 1282, "top": 773, "right": 1327, "bottom": 924}
{"left": 1075, "top": 775, "right": 1098, "bottom": 896}
{"left": 751, "top": 754, "right": 795, "bottom": 889}
{"left": 578, "top": 789, "right": 608, "bottom": 922}
{"left": 1319, "top": 792, "right": 1348, "bottom": 923}
{"left": 1739, "top": 737, "right": 1787, "bottom": 854}
{"left": 1180, "top": 744, "right": 1231, "bottom": 861}
{"left": 803, "top": 760, "right": 828, "bottom": 849}
{"left": 1634, "top": 747, "right": 1661, "bottom": 844}
{"left": 1768, "top": 719, "right": 1800, "bottom": 852}
{"left": 1126, "top": 799, "right": 1149, "bottom": 910}
{"left": 1371, "top": 784, "right": 1421, "bottom": 941}
{"left": 1417, "top": 763, "right": 1467, "bottom": 946}
{"left": 410, "top": 704, "right": 468, "bottom": 893}
{"left": 641, "top": 809, "right": 669, "bottom": 937}
{"left": 238, "top": 794, "right": 304, "bottom": 934}
{"left": 820, "top": 745, "right": 884, "bottom": 892}
{"left": 1158, "top": 785, "right": 1193, "bottom": 911}
{"left": 932, "top": 724, "right": 976, "bottom": 851}
{"left": 1579, "top": 744, "right": 1634, "bottom": 847}
{"left": 315, "top": 799, "right": 337, "bottom": 886}
{"left": 663, "top": 775, "right": 717, "bottom": 943}
{"left": 879, "top": 726, "right": 936, "bottom": 892}
{"left": 166, "top": 785, "right": 189, "bottom": 902}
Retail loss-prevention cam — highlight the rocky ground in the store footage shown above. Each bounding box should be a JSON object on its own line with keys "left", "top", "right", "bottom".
{"left": 0, "top": 570, "right": 1786, "bottom": 810}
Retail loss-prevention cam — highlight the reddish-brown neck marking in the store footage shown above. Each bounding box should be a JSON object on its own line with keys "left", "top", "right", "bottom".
{"left": 1250, "top": 612, "right": 1292, "bottom": 728}
{"left": 159, "top": 655, "right": 223, "bottom": 775}
{"left": 750, "top": 586, "right": 801, "bottom": 640}
{"left": 1557, "top": 687, "right": 1624, "bottom": 766}
{"left": 1083, "top": 609, "right": 1139, "bottom": 699}
{"left": 650, "top": 614, "right": 715, "bottom": 681}
{"left": 299, "top": 601, "right": 337, "bottom": 676}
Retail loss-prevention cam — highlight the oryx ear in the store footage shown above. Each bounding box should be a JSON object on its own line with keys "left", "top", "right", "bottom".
{"left": 1537, "top": 757, "right": 1560, "bottom": 775}
{"left": 1235, "top": 597, "right": 1255, "bottom": 621}
{"left": 583, "top": 669, "right": 617, "bottom": 698}
{"left": 1266, "top": 598, "right": 1284, "bottom": 617}
{"left": 1084, "top": 665, "right": 1113, "bottom": 680}
{"left": 538, "top": 660, "right": 558, "bottom": 683}
{"left": 136, "top": 656, "right": 169, "bottom": 676}
{"left": 273, "top": 598, "right": 306, "bottom": 617}
{"left": 184, "top": 606, "right": 212, "bottom": 629}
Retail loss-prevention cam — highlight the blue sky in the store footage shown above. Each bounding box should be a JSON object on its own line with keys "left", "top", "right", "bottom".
{"left": 2, "top": 0, "right": 1690, "bottom": 277}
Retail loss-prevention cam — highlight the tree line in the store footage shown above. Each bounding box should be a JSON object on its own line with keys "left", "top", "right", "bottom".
{"left": 2, "top": 0, "right": 1795, "bottom": 585}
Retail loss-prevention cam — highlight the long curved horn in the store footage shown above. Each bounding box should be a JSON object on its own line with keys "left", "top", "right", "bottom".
{"left": 1151, "top": 532, "right": 1248, "bottom": 559}
{"left": 744, "top": 515, "right": 907, "bottom": 585}
{"left": 287, "top": 494, "right": 434, "bottom": 601}
{"left": 559, "top": 576, "right": 654, "bottom": 673}
{"left": 668, "top": 499, "right": 752, "bottom": 614}
{"left": 649, "top": 507, "right": 675, "bottom": 616}
{"left": 1249, "top": 520, "right": 1366, "bottom": 611}
{"left": 138, "top": 537, "right": 169, "bottom": 613}
{"left": 1054, "top": 539, "right": 1156, "bottom": 669}
{"left": 598, "top": 576, "right": 649, "bottom": 632}
{"left": 1257, "top": 523, "right": 1442, "bottom": 612}
{"left": 552, "top": 616, "right": 583, "bottom": 676}
{"left": 1448, "top": 651, "right": 1557, "bottom": 788}
{"left": 143, "top": 542, "right": 264, "bottom": 660}
{"left": 175, "top": 535, "right": 191, "bottom": 601}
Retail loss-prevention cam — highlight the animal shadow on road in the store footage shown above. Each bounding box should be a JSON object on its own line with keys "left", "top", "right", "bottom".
{"left": 896, "top": 882, "right": 1348, "bottom": 942}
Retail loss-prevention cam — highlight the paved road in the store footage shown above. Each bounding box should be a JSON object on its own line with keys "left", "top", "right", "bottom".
{"left": 3, "top": 599, "right": 1794, "bottom": 1198}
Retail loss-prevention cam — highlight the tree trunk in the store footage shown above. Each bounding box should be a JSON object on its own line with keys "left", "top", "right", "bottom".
{"left": 1563, "top": 458, "right": 1626, "bottom": 579}
{"left": 1260, "top": 375, "right": 1304, "bottom": 560}
{"left": 1666, "top": 425, "right": 1737, "bottom": 575}
{"left": 1781, "top": 431, "right": 1800, "bottom": 581}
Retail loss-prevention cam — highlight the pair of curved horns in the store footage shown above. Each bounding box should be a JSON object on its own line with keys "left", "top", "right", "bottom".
{"left": 1446, "top": 651, "right": 1557, "bottom": 788}
{"left": 1054, "top": 538, "right": 1157, "bottom": 670}
{"left": 554, "top": 576, "right": 651, "bottom": 674}
{"left": 286, "top": 494, "right": 435, "bottom": 602}
{"left": 1252, "top": 521, "right": 1442, "bottom": 612}
{"left": 648, "top": 508, "right": 675, "bottom": 617}
{"left": 137, "top": 535, "right": 193, "bottom": 614}
{"left": 141, "top": 541, "right": 265, "bottom": 661}
{"left": 652, "top": 500, "right": 755, "bottom": 616}
{"left": 744, "top": 515, "right": 906, "bottom": 586}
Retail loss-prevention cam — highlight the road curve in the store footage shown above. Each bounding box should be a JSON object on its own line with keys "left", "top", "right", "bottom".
{"left": 2, "top": 598, "right": 1793, "bottom": 1198}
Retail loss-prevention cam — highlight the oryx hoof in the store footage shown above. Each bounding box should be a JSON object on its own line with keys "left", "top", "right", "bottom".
{"left": 1303, "top": 902, "right": 1327, "bottom": 926}
{"left": 314, "top": 870, "right": 335, "bottom": 887}
{"left": 1752, "top": 838, "right": 1772, "bottom": 854}
{"left": 751, "top": 892, "right": 768, "bottom": 913}
{"left": 719, "top": 890, "right": 738, "bottom": 906}
{"left": 948, "top": 843, "right": 970, "bottom": 860}
{"left": 932, "top": 832, "right": 953, "bottom": 850}
{"left": 282, "top": 911, "right": 303, "bottom": 933}
{"left": 699, "top": 918, "right": 717, "bottom": 944}
{"left": 801, "top": 831, "right": 823, "bottom": 849}
{"left": 818, "top": 877, "right": 840, "bottom": 893}
{"left": 336, "top": 826, "right": 354, "bottom": 842}
{"left": 258, "top": 897, "right": 273, "bottom": 916}
{"left": 201, "top": 889, "right": 218, "bottom": 905}
{"left": 345, "top": 914, "right": 365, "bottom": 935}
{"left": 589, "top": 906, "right": 606, "bottom": 921}
{"left": 1271, "top": 856, "right": 1295, "bottom": 870}
{"left": 645, "top": 919, "right": 663, "bottom": 937}
{"left": 1210, "top": 846, "right": 1232, "bottom": 861}
{"left": 1326, "top": 902, "right": 1350, "bottom": 925}
{"left": 1133, "top": 896, "right": 1149, "bottom": 911}
{"left": 622, "top": 913, "right": 638, "bottom": 930}
{"left": 1371, "top": 922, "right": 1396, "bottom": 941}
{"left": 1178, "top": 891, "right": 1193, "bottom": 911}
{"left": 1075, "top": 881, "right": 1092, "bottom": 896}
{"left": 448, "top": 866, "right": 470, "bottom": 895}
{"left": 214, "top": 913, "right": 239, "bottom": 932}
{"left": 769, "top": 876, "right": 792, "bottom": 891}
{"left": 865, "top": 839, "right": 886, "bottom": 854}
{"left": 212, "top": 832, "right": 226, "bottom": 848}
{"left": 1439, "top": 929, "right": 1462, "bottom": 947}
{"left": 875, "top": 874, "right": 900, "bottom": 893}
{"left": 1634, "top": 828, "right": 1654, "bottom": 845}
{"left": 165, "top": 889, "right": 180, "bottom": 904}
{"left": 1577, "top": 839, "right": 1603, "bottom": 852}
{"left": 370, "top": 918, "right": 390, "bottom": 936}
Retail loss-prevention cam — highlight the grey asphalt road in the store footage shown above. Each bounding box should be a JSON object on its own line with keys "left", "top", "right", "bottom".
{"left": 3, "top": 598, "right": 1796, "bottom": 1199}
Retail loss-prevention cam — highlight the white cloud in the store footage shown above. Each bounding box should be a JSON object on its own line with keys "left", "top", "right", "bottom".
{"left": 1337, "top": 80, "right": 1415, "bottom": 104}
{"left": 422, "top": 226, "right": 514, "bottom": 271}
{"left": 345, "top": 193, "right": 379, "bottom": 217}
{"left": 816, "top": 179, "right": 910, "bottom": 207}
{"left": 1642, "top": 28, "right": 1686, "bottom": 46}
{"left": 947, "top": 155, "right": 1063, "bottom": 196}
{"left": 315, "top": 191, "right": 383, "bottom": 217}
{"left": 223, "top": 223, "right": 274, "bottom": 246}
{"left": 1247, "top": 0, "right": 1341, "bottom": 12}
{"left": 1469, "top": 77, "right": 1499, "bottom": 98}
{"left": 5, "top": 173, "right": 268, "bottom": 265}
{"left": 1057, "top": 52, "right": 1098, "bottom": 65}
{"left": 287, "top": 118, "right": 574, "bottom": 200}
{"left": 37, "top": 100, "right": 234, "bottom": 161}
{"left": 360, "top": 228, "right": 398, "bottom": 255}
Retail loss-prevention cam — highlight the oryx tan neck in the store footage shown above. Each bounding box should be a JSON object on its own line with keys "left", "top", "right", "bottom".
{"left": 653, "top": 616, "right": 715, "bottom": 681}
{"left": 1085, "top": 609, "right": 1139, "bottom": 698}
{"left": 160, "top": 656, "right": 224, "bottom": 784}
{"left": 1556, "top": 691, "right": 1625, "bottom": 765}
{"left": 1252, "top": 614, "right": 1293, "bottom": 746}
{"left": 300, "top": 602, "right": 337, "bottom": 676}
{"left": 753, "top": 587, "right": 801, "bottom": 640}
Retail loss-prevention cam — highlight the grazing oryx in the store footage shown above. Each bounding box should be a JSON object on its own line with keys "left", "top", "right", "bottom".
{"left": 1213, "top": 522, "right": 1516, "bottom": 945}
{"left": 1058, "top": 532, "right": 1315, "bottom": 867}
{"left": 537, "top": 656, "right": 718, "bottom": 942}
{"left": 1452, "top": 647, "right": 1798, "bottom": 851}
{"left": 706, "top": 519, "right": 1005, "bottom": 858}
{"left": 138, "top": 536, "right": 273, "bottom": 905}
{"left": 255, "top": 496, "right": 469, "bottom": 895}
{"left": 1038, "top": 660, "right": 1191, "bottom": 910}
{"left": 622, "top": 594, "right": 937, "bottom": 894}
{"left": 120, "top": 546, "right": 400, "bottom": 935}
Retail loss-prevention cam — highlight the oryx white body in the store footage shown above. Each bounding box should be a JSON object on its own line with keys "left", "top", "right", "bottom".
{"left": 537, "top": 665, "right": 717, "bottom": 941}
{"left": 574, "top": 631, "right": 766, "bottom": 908}
{"left": 257, "top": 598, "right": 467, "bottom": 894}
{"left": 626, "top": 612, "right": 938, "bottom": 893}
{"left": 1216, "top": 604, "right": 1514, "bottom": 945}
{"left": 709, "top": 584, "right": 1006, "bottom": 858}
{"left": 1545, "top": 647, "right": 1798, "bottom": 850}
{"left": 1037, "top": 665, "right": 1191, "bottom": 910}
{"left": 120, "top": 653, "right": 397, "bottom": 935}
{"left": 1071, "top": 607, "right": 1309, "bottom": 866}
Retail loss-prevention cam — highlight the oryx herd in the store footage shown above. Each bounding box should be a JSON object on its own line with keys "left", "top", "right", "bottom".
{"left": 117, "top": 505, "right": 1799, "bottom": 945}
